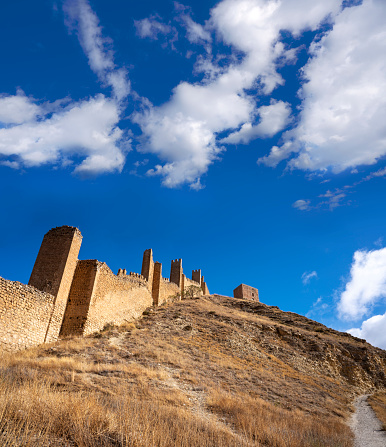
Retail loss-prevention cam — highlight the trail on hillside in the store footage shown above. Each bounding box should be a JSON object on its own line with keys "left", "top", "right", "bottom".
{"left": 350, "top": 395, "right": 386, "bottom": 447}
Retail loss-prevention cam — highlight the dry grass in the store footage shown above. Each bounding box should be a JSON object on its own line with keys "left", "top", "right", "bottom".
{"left": 1, "top": 295, "right": 379, "bottom": 446}
{"left": 368, "top": 391, "right": 386, "bottom": 431}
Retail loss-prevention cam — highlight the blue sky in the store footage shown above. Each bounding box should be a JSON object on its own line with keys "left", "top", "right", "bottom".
{"left": 1, "top": 0, "right": 386, "bottom": 349}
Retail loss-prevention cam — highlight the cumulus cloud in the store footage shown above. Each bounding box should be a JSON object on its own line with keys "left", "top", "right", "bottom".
{"left": 63, "top": 0, "right": 130, "bottom": 101}
{"left": 135, "top": 0, "right": 341, "bottom": 188}
{"left": 0, "top": 0, "right": 131, "bottom": 175}
{"left": 261, "top": 0, "right": 386, "bottom": 173}
{"left": 222, "top": 100, "right": 291, "bottom": 144}
{"left": 0, "top": 94, "right": 127, "bottom": 174}
{"left": 0, "top": 91, "right": 42, "bottom": 125}
{"left": 337, "top": 247, "right": 386, "bottom": 321}
{"left": 348, "top": 313, "right": 386, "bottom": 350}
{"left": 302, "top": 271, "right": 318, "bottom": 284}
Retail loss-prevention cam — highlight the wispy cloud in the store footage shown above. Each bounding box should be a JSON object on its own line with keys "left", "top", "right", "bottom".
{"left": 63, "top": 0, "right": 130, "bottom": 101}
{"left": 302, "top": 270, "right": 318, "bottom": 285}
{"left": 292, "top": 199, "right": 311, "bottom": 211}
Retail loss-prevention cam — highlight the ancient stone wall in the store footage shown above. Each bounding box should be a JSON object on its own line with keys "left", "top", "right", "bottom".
{"left": 0, "top": 277, "right": 56, "bottom": 351}
{"left": 0, "top": 225, "right": 211, "bottom": 351}
{"left": 233, "top": 284, "right": 259, "bottom": 301}
{"left": 82, "top": 262, "right": 152, "bottom": 335}
{"left": 28, "top": 226, "right": 82, "bottom": 342}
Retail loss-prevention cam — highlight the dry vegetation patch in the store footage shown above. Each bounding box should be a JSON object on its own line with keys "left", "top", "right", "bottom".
{"left": 1, "top": 295, "right": 385, "bottom": 446}
{"left": 368, "top": 391, "right": 386, "bottom": 431}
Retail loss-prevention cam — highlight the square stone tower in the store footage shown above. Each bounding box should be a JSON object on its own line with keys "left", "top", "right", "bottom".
{"left": 28, "top": 225, "right": 82, "bottom": 341}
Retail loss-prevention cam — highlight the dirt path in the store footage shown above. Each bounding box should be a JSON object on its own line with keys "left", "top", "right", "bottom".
{"left": 350, "top": 395, "right": 386, "bottom": 447}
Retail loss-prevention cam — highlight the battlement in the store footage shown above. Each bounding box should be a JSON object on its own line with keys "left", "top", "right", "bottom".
{"left": 0, "top": 225, "right": 212, "bottom": 352}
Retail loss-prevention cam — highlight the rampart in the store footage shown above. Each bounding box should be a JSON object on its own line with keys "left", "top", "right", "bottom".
{"left": 0, "top": 277, "right": 58, "bottom": 351}
{"left": 0, "top": 225, "right": 211, "bottom": 351}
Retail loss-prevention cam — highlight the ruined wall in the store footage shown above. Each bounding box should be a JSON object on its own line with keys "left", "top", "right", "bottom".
{"left": 0, "top": 277, "right": 57, "bottom": 351}
{"left": 233, "top": 284, "right": 259, "bottom": 301}
{"left": 28, "top": 226, "right": 82, "bottom": 342}
{"left": 82, "top": 262, "right": 152, "bottom": 335}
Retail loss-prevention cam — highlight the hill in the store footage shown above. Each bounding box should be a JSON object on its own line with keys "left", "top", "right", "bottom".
{"left": 1, "top": 294, "right": 385, "bottom": 446}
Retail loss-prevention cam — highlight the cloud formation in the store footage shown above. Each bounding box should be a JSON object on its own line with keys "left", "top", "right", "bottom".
{"left": 302, "top": 271, "right": 317, "bottom": 285}
{"left": 348, "top": 313, "right": 386, "bottom": 350}
{"left": 134, "top": 0, "right": 341, "bottom": 188}
{"left": 337, "top": 247, "right": 386, "bottom": 321}
{"left": 0, "top": 0, "right": 130, "bottom": 175}
{"left": 261, "top": 0, "right": 386, "bottom": 173}
{"left": 64, "top": 0, "right": 130, "bottom": 101}
{"left": 0, "top": 94, "right": 127, "bottom": 174}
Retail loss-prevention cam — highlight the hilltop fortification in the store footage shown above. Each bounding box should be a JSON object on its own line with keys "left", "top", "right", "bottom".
{"left": 0, "top": 225, "right": 209, "bottom": 352}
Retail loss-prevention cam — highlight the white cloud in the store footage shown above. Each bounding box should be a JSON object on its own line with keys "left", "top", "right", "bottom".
{"left": 63, "top": 0, "right": 130, "bottom": 101}
{"left": 348, "top": 313, "right": 386, "bottom": 350}
{"left": 337, "top": 247, "right": 386, "bottom": 321}
{"left": 292, "top": 199, "right": 311, "bottom": 211}
{"left": 134, "top": 17, "right": 173, "bottom": 40}
{"left": 135, "top": 0, "right": 341, "bottom": 188}
{"left": 222, "top": 100, "right": 291, "bottom": 144}
{"left": 0, "top": 91, "right": 41, "bottom": 125}
{"left": 0, "top": 94, "right": 127, "bottom": 175}
{"left": 302, "top": 270, "right": 318, "bottom": 284}
{"left": 261, "top": 0, "right": 386, "bottom": 173}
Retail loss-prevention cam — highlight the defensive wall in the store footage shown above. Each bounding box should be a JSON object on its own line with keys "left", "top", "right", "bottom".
{"left": 0, "top": 225, "right": 210, "bottom": 351}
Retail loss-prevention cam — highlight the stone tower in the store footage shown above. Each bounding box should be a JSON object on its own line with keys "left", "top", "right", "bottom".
{"left": 170, "top": 258, "right": 183, "bottom": 288}
{"left": 29, "top": 225, "right": 82, "bottom": 341}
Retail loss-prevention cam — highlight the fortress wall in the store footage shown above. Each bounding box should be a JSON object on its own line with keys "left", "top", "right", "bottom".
{"left": 28, "top": 226, "right": 82, "bottom": 342}
{"left": 157, "top": 280, "right": 180, "bottom": 306}
{"left": 59, "top": 260, "right": 98, "bottom": 337}
{"left": 0, "top": 276, "right": 56, "bottom": 352}
{"left": 184, "top": 277, "right": 201, "bottom": 288}
{"left": 82, "top": 262, "right": 153, "bottom": 335}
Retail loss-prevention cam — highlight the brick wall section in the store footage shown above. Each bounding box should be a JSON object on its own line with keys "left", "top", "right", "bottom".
{"left": 233, "top": 284, "right": 259, "bottom": 301}
{"left": 0, "top": 276, "right": 56, "bottom": 352}
{"left": 82, "top": 262, "right": 153, "bottom": 335}
{"left": 28, "top": 226, "right": 82, "bottom": 342}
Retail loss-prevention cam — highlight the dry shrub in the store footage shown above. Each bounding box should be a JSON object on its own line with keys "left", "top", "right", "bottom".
{"left": 207, "top": 388, "right": 354, "bottom": 447}
{"left": 368, "top": 391, "right": 386, "bottom": 431}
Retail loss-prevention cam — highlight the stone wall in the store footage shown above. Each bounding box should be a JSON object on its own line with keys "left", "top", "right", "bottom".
{"left": 0, "top": 225, "right": 212, "bottom": 351}
{"left": 28, "top": 226, "right": 82, "bottom": 342}
{"left": 0, "top": 276, "right": 56, "bottom": 351}
{"left": 83, "top": 262, "right": 153, "bottom": 335}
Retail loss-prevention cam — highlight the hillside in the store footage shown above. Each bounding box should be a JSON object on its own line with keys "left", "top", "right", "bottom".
{"left": 1, "top": 294, "right": 385, "bottom": 446}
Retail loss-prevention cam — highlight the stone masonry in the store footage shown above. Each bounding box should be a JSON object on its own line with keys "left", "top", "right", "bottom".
{"left": 0, "top": 225, "right": 210, "bottom": 351}
{"left": 233, "top": 284, "right": 259, "bottom": 302}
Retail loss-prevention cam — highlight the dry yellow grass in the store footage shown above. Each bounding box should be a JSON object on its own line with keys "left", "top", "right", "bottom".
{"left": 368, "top": 391, "right": 386, "bottom": 431}
{"left": 1, "top": 294, "right": 383, "bottom": 446}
